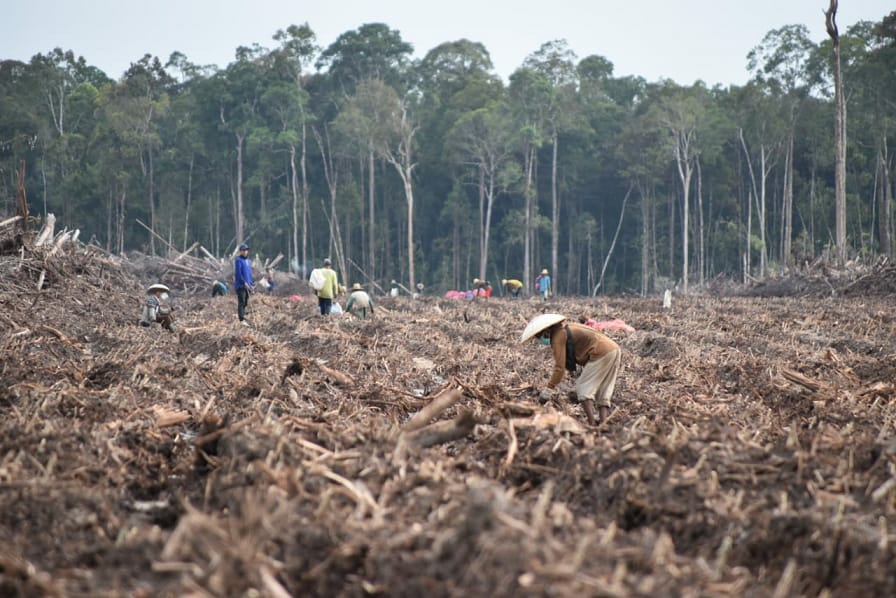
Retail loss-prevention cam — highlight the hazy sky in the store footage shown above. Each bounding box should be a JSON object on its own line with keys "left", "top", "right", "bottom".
{"left": 3, "top": 0, "right": 893, "bottom": 85}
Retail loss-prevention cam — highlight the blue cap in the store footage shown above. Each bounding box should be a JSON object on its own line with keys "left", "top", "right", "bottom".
{"left": 239, "top": 243, "right": 249, "bottom": 251}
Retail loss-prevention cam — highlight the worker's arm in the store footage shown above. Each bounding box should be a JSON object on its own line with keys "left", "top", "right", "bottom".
{"left": 546, "top": 335, "right": 565, "bottom": 388}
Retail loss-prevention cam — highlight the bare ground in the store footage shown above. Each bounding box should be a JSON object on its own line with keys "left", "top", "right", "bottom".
{"left": 2, "top": 241, "right": 896, "bottom": 597}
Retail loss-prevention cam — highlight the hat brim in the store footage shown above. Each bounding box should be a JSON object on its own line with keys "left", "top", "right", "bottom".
{"left": 520, "top": 313, "right": 565, "bottom": 343}
{"left": 147, "top": 283, "right": 170, "bottom": 293}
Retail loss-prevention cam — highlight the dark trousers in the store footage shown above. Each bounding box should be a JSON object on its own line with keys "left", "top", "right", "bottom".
{"left": 237, "top": 288, "right": 249, "bottom": 321}
{"left": 318, "top": 296, "right": 332, "bottom": 315}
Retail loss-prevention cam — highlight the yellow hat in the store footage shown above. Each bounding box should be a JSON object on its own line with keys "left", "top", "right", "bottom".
{"left": 352, "top": 283, "right": 362, "bottom": 291}
{"left": 541, "top": 269, "right": 549, "bottom": 275}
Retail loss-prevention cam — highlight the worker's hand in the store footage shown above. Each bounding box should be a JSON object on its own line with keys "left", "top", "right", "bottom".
{"left": 538, "top": 388, "right": 554, "bottom": 403}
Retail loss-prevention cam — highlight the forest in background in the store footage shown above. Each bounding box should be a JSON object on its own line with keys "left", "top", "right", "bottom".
{"left": 1, "top": 8, "right": 895, "bottom": 295}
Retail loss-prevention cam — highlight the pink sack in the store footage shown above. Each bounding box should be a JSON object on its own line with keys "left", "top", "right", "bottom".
{"left": 583, "top": 318, "right": 635, "bottom": 333}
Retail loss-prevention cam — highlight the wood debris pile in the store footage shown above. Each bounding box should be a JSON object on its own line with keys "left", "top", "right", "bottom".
{"left": 1, "top": 232, "right": 896, "bottom": 596}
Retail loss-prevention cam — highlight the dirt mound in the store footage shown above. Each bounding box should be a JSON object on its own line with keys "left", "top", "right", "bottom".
{"left": 2, "top": 235, "right": 896, "bottom": 596}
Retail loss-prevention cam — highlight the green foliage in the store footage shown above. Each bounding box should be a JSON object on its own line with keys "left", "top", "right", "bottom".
{"left": 2, "top": 13, "right": 895, "bottom": 290}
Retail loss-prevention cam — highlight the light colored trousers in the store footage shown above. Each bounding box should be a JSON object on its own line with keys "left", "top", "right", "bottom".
{"left": 576, "top": 348, "right": 621, "bottom": 408}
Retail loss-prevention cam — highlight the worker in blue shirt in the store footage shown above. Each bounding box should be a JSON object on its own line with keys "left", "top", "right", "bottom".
{"left": 234, "top": 243, "right": 254, "bottom": 324}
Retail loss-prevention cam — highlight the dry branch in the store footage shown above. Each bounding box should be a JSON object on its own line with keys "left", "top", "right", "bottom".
{"left": 403, "top": 410, "right": 477, "bottom": 448}
{"left": 401, "top": 387, "right": 463, "bottom": 433}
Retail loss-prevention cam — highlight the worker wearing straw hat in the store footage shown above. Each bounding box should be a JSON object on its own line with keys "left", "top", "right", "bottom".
{"left": 140, "top": 283, "right": 175, "bottom": 332}
{"left": 521, "top": 313, "right": 621, "bottom": 426}
{"left": 534, "top": 269, "right": 552, "bottom": 301}
{"left": 345, "top": 283, "right": 375, "bottom": 319}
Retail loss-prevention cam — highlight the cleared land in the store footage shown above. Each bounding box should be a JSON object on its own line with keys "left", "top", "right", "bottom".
{"left": 1, "top": 239, "right": 895, "bottom": 596}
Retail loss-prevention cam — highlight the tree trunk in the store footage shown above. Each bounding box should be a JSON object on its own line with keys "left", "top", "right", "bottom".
{"left": 826, "top": 0, "right": 847, "bottom": 264}
{"left": 673, "top": 130, "right": 693, "bottom": 292}
{"left": 478, "top": 167, "right": 486, "bottom": 279}
{"left": 523, "top": 145, "right": 536, "bottom": 294}
{"left": 301, "top": 122, "right": 309, "bottom": 274}
{"left": 368, "top": 150, "right": 376, "bottom": 281}
{"left": 235, "top": 132, "right": 245, "bottom": 245}
{"left": 147, "top": 142, "right": 156, "bottom": 255}
{"left": 696, "top": 156, "right": 705, "bottom": 285}
{"left": 183, "top": 154, "right": 194, "bottom": 251}
{"left": 290, "top": 143, "right": 300, "bottom": 273}
{"left": 879, "top": 138, "right": 893, "bottom": 256}
{"left": 782, "top": 130, "right": 794, "bottom": 269}
{"left": 551, "top": 129, "right": 560, "bottom": 295}
{"left": 639, "top": 180, "right": 650, "bottom": 296}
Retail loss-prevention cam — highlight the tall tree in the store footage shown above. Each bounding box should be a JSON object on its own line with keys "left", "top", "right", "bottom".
{"left": 825, "top": 1, "right": 848, "bottom": 264}
{"left": 748, "top": 25, "right": 815, "bottom": 268}
{"left": 523, "top": 40, "right": 580, "bottom": 293}
{"left": 272, "top": 24, "right": 317, "bottom": 273}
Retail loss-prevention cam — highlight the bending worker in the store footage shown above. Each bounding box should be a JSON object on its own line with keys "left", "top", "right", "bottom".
{"left": 345, "top": 283, "right": 375, "bottom": 319}
{"left": 502, "top": 278, "right": 523, "bottom": 299}
{"left": 520, "top": 313, "right": 621, "bottom": 426}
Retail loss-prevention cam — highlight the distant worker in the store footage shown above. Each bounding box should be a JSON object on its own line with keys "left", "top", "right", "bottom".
{"left": 259, "top": 269, "right": 276, "bottom": 294}
{"left": 390, "top": 280, "right": 400, "bottom": 298}
{"left": 520, "top": 313, "right": 621, "bottom": 427}
{"left": 234, "top": 243, "right": 254, "bottom": 324}
{"left": 140, "top": 283, "right": 175, "bottom": 333}
{"left": 502, "top": 278, "right": 523, "bottom": 299}
{"left": 535, "top": 268, "right": 552, "bottom": 301}
{"left": 315, "top": 258, "right": 340, "bottom": 315}
{"left": 211, "top": 279, "right": 228, "bottom": 297}
{"left": 345, "top": 283, "right": 375, "bottom": 319}
{"left": 414, "top": 282, "right": 425, "bottom": 299}
{"left": 472, "top": 278, "right": 492, "bottom": 298}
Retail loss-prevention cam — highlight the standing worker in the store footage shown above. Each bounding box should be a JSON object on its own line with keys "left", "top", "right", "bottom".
{"left": 535, "top": 269, "right": 552, "bottom": 301}
{"left": 234, "top": 243, "right": 254, "bottom": 324}
{"left": 315, "top": 258, "right": 340, "bottom": 315}
{"left": 520, "top": 313, "right": 621, "bottom": 426}
{"left": 345, "top": 283, "right": 375, "bottom": 319}
{"left": 502, "top": 278, "right": 523, "bottom": 299}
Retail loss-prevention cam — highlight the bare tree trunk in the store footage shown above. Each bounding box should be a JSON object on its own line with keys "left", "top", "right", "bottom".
{"left": 117, "top": 187, "right": 126, "bottom": 255}
{"left": 301, "top": 122, "right": 309, "bottom": 274}
{"left": 592, "top": 184, "right": 631, "bottom": 295}
{"left": 673, "top": 131, "right": 693, "bottom": 292}
{"left": 879, "top": 138, "right": 893, "bottom": 256}
{"left": 478, "top": 167, "right": 486, "bottom": 279}
{"left": 551, "top": 129, "right": 559, "bottom": 295}
{"left": 782, "top": 130, "right": 794, "bottom": 269}
{"left": 523, "top": 145, "right": 536, "bottom": 294}
{"left": 639, "top": 180, "right": 650, "bottom": 297}
{"left": 696, "top": 157, "right": 705, "bottom": 285}
{"left": 368, "top": 150, "right": 376, "bottom": 281}
{"left": 183, "top": 154, "right": 194, "bottom": 250}
{"left": 147, "top": 142, "right": 156, "bottom": 255}
{"left": 235, "top": 132, "right": 245, "bottom": 245}
{"left": 826, "top": 0, "right": 847, "bottom": 264}
{"left": 290, "top": 144, "right": 300, "bottom": 273}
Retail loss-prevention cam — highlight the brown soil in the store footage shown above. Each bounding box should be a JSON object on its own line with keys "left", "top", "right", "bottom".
{"left": 2, "top": 238, "right": 896, "bottom": 597}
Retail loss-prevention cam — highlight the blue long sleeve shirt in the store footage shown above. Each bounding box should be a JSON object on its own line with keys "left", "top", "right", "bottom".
{"left": 234, "top": 255, "right": 254, "bottom": 290}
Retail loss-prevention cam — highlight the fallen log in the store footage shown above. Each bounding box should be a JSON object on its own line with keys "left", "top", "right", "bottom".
{"left": 401, "top": 387, "right": 463, "bottom": 433}
{"left": 404, "top": 410, "right": 477, "bottom": 448}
